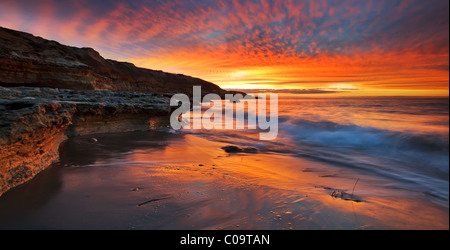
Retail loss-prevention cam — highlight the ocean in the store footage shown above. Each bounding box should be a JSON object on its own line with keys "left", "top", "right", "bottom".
{"left": 187, "top": 94, "right": 449, "bottom": 207}
{"left": 0, "top": 94, "right": 448, "bottom": 229}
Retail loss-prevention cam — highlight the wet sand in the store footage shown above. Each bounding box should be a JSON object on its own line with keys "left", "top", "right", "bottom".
{"left": 0, "top": 130, "right": 448, "bottom": 229}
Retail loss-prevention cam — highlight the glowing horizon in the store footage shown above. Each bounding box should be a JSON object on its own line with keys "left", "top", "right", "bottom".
{"left": 1, "top": 0, "right": 448, "bottom": 96}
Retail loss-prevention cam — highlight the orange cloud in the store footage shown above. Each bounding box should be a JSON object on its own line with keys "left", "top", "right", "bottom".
{"left": 0, "top": 0, "right": 448, "bottom": 95}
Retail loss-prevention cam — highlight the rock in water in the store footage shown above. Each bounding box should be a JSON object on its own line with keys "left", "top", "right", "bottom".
{"left": 221, "top": 145, "right": 258, "bottom": 154}
{"left": 222, "top": 146, "right": 243, "bottom": 153}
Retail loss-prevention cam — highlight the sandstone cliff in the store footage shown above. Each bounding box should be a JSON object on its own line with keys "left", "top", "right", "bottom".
{"left": 0, "top": 26, "right": 229, "bottom": 96}
{"left": 0, "top": 86, "right": 170, "bottom": 196}
{"left": 0, "top": 26, "right": 241, "bottom": 197}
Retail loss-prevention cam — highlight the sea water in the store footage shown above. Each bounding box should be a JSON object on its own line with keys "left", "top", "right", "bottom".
{"left": 186, "top": 94, "right": 449, "bottom": 207}
{"left": 0, "top": 94, "right": 448, "bottom": 229}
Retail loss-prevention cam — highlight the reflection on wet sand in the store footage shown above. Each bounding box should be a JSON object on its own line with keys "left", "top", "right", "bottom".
{"left": 0, "top": 131, "right": 448, "bottom": 229}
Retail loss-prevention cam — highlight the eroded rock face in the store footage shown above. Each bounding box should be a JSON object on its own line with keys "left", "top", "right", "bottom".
{"left": 0, "top": 26, "right": 229, "bottom": 97}
{"left": 0, "top": 86, "right": 170, "bottom": 196}
{"left": 0, "top": 26, "right": 241, "bottom": 197}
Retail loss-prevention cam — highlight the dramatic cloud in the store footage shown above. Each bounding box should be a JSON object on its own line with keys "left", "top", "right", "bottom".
{"left": 0, "top": 0, "right": 448, "bottom": 95}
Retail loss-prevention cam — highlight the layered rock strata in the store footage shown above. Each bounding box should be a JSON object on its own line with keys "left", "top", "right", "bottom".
{"left": 0, "top": 86, "right": 170, "bottom": 196}
{"left": 0, "top": 26, "right": 230, "bottom": 97}
{"left": 0, "top": 26, "right": 241, "bottom": 197}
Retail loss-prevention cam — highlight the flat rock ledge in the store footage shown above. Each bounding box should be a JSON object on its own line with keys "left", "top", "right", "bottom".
{"left": 0, "top": 86, "right": 171, "bottom": 196}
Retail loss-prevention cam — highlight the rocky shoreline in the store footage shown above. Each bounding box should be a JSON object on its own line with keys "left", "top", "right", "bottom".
{"left": 0, "top": 86, "right": 171, "bottom": 196}
{"left": 0, "top": 26, "right": 241, "bottom": 197}
{"left": 0, "top": 26, "right": 242, "bottom": 197}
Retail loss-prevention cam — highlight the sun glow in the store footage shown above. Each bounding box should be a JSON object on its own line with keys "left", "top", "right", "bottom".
{"left": 230, "top": 71, "right": 250, "bottom": 79}
{"left": 1, "top": 0, "right": 447, "bottom": 96}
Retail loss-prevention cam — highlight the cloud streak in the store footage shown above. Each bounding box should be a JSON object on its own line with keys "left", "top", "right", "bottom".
{"left": 0, "top": 0, "right": 448, "bottom": 94}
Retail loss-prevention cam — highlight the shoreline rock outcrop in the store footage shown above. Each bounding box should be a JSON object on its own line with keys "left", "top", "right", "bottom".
{"left": 0, "top": 86, "right": 170, "bottom": 196}
{"left": 0, "top": 26, "right": 245, "bottom": 197}
{"left": 0, "top": 26, "right": 232, "bottom": 97}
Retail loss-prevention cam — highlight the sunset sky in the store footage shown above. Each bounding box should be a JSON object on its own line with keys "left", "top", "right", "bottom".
{"left": 0, "top": 0, "right": 448, "bottom": 95}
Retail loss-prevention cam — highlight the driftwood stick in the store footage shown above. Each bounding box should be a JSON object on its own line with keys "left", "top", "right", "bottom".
{"left": 137, "top": 196, "right": 172, "bottom": 207}
{"left": 351, "top": 178, "right": 360, "bottom": 197}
